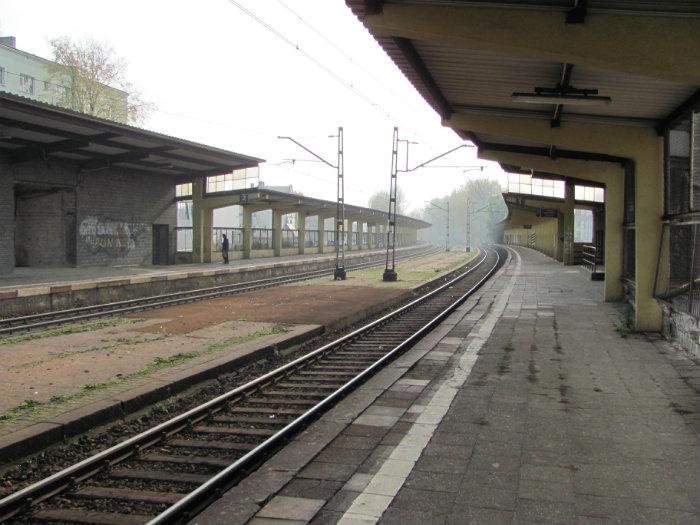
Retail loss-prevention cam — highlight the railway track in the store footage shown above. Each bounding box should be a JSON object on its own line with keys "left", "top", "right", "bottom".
{"left": 0, "top": 246, "right": 505, "bottom": 525}
{"left": 0, "top": 246, "right": 438, "bottom": 337}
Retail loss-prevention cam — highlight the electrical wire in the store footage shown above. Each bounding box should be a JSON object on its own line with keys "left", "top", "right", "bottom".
{"left": 224, "top": 0, "right": 449, "bottom": 148}
{"left": 276, "top": 0, "right": 427, "bottom": 116}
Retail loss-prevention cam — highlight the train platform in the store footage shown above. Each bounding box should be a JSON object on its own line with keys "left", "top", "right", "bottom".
{"left": 0, "top": 245, "right": 423, "bottom": 317}
{"left": 0, "top": 249, "right": 396, "bottom": 291}
{"left": 193, "top": 246, "right": 700, "bottom": 525}
{"left": 0, "top": 249, "right": 471, "bottom": 464}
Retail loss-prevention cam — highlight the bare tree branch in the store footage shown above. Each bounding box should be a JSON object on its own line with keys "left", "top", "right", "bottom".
{"left": 47, "top": 36, "right": 154, "bottom": 125}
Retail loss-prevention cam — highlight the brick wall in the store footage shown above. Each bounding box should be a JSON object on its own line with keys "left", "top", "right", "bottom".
{"left": 76, "top": 167, "right": 176, "bottom": 267}
{"left": 0, "top": 158, "right": 177, "bottom": 274}
{"left": 0, "top": 172, "right": 13, "bottom": 275}
{"left": 15, "top": 189, "right": 75, "bottom": 266}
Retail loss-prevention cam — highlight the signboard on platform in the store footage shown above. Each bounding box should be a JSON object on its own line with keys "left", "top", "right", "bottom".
{"left": 540, "top": 208, "right": 558, "bottom": 218}
{"left": 524, "top": 224, "right": 532, "bottom": 229}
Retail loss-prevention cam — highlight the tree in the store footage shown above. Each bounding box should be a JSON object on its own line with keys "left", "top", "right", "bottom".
{"left": 419, "top": 178, "right": 506, "bottom": 248}
{"left": 48, "top": 37, "right": 153, "bottom": 125}
{"left": 367, "top": 188, "right": 407, "bottom": 215}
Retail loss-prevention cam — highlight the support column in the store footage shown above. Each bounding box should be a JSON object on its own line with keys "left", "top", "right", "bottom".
{"left": 562, "top": 183, "right": 575, "bottom": 265}
{"left": 634, "top": 151, "right": 664, "bottom": 330}
{"left": 368, "top": 223, "right": 376, "bottom": 249}
{"left": 191, "top": 176, "right": 213, "bottom": 264}
{"left": 242, "top": 206, "right": 252, "bottom": 259}
{"left": 298, "top": 211, "right": 306, "bottom": 255}
{"left": 347, "top": 220, "right": 354, "bottom": 252}
{"left": 318, "top": 216, "right": 328, "bottom": 254}
{"left": 272, "top": 209, "right": 282, "bottom": 257}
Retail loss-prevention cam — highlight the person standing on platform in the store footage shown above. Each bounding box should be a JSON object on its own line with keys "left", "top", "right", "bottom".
{"left": 222, "top": 233, "right": 230, "bottom": 264}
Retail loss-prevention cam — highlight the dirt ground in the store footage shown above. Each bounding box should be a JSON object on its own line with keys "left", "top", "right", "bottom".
{"left": 299, "top": 250, "right": 475, "bottom": 289}
{"left": 0, "top": 250, "right": 468, "bottom": 426}
{"left": 132, "top": 285, "right": 407, "bottom": 334}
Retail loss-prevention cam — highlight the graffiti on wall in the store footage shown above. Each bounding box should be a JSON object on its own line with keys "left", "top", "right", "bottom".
{"left": 79, "top": 216, "right": 147, "bottom": 257}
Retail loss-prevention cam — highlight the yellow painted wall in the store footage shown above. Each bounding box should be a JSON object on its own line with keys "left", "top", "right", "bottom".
{"left": 502, "top": 207, "right": 559, "bottom": 258}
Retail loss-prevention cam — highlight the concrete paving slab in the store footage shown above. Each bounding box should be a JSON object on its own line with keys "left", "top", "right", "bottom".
{"left": 256, "top": 495, "right": 325, "bottom": 521}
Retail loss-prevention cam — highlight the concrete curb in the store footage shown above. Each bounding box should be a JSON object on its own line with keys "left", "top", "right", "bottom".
{"left": 0, "top": 325, "right": 322, "bottom": 464}
{"left": 0, "top": 246, "right": 425, "bottom": 317}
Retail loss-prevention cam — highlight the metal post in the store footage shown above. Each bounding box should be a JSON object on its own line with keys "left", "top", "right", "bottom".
{"left": 446, "top": 200, "right": 450, "bottom": 252}
{"left": 277, "top": 131, "right": 345, "bottom": 279}
{"left": 465, "top": 198, "right": 471, "bottom": 252}
{"left": 383, "top": 127, "right": 399, "bottom": 282}
{"left": 334, "top": 127, "right": 346, "bottom": 280}
{"left": 688, "top": 224, "right": 698, "bottom": 314}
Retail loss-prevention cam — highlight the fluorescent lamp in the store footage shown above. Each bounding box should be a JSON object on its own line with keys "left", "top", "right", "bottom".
{"left": 512, "top": 93, "right": 612, "bottom": 106}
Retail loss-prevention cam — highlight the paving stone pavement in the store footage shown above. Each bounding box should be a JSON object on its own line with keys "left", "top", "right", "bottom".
{"left": 194, "top": 247, "right": 700, "bottom": 525}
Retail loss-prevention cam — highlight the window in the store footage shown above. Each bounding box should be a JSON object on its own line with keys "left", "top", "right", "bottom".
{"left": 0, "top": 67, "right": 5, "bottom": 86}
{"left": 574, "top": 209, "right": 594, "bottom": 243}
{"left": 206, "top": 167, "right": 259, "bottom": 193}
{"left": 177, "top": 201, "right": 192, "bottom": 227}
{"left": 666, "top": 116, "right": 692, "bottom": 215}
{"left": 574, "top": 185, "right": 605, "bottom": 203}
{"left": 19, "top": 74, "right": 34, "bottom": 94}
{"left": 175, "top": 183, "right": 192, "bottom": 198}
{"left": 507, "top": 173, "right": 565, "bottom": 199}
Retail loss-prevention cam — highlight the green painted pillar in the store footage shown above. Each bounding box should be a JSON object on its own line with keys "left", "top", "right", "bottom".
{"left": 298, "top": 211, "right": 306, "bottom": 255}
{"left": 191, "top": 176, "right": 206, "bottom": 263}
{"left": 317, "top": 216, "right": 325, "bottom": 254}
{"left": 242, "top": 206, "right": 252, "bottom": 259}
{"left": 347, "top": 220, "right": 354, "bottom": 252}
{"left": 273, "top": 209, "right": 282, "bottom": 257}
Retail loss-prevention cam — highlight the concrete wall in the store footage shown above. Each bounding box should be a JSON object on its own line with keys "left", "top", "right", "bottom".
{"left": 502, "top": 207, "right": 559, "bottom": 259}
{"left": 0, "top": 174, "right": 13, "bottom": 275}
{"left": 0, "top": 157, "right": 176, "bottom": 274}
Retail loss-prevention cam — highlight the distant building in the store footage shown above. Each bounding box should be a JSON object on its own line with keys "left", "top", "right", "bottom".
{"left": 0, "top": 36, "right": 128, "bottom": 121}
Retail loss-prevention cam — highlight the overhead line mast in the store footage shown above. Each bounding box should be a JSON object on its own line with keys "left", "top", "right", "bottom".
{"left": 278, "top": 128, "right": 346, "bottom": 280}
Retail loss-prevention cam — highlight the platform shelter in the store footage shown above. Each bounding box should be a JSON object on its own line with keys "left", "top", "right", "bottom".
{"left": 181, "top": 185, "right": 429, "bottom": 264}
{"left": 346, "top": 1, "right": 700, "bottom": 342}
{"left": 0, "top": 91, "right": 261, "bottom": 275}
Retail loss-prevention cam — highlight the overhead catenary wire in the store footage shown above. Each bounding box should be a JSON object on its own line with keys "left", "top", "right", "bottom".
{"left": 224, "top": 0, "right": 446, "bottom": 147}
{"left": 275, "top": 0, "right": 428, "bottom": 117}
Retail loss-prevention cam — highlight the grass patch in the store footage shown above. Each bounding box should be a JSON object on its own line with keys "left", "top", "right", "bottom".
{"left": 0, "top": 318, "right": 144, "bottom": 346}
{"left": 206, "top": 325, "right": 286, "bottom": 353}
{"left": 0, "top": 324, "right": 288, "bottom": 425}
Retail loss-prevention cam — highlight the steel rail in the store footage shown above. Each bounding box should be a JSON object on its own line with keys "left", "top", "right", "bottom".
{"left": 0, "top": 246, "right": 438, "bottom": 336}
{"left": 149, "top": 247, "right": 502, "bottom": 524}
{"left": 0, "top": 248, "right": 496, "bottom": 523}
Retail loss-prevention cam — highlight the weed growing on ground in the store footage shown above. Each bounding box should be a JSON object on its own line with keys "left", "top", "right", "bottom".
{"left": 0, "top": 318, "right": 144, "bottom": 346}
{"left": 0, "top": 324, "right": 289, "bottom": 425}
{"left": 0, "top": 399, "right": 43, "bottom": 421}
{"left": 205, "top": 324, "right": 286, "bottom": 353}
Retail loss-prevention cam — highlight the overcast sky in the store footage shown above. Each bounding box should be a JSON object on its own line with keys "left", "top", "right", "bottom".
{"left": 0, "top": 0, "right": 506, "bottom": 212}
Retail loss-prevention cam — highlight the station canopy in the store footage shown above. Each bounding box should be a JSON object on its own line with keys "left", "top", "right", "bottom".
{"left": 0, "top": 91, "right": 262, "bottom": 180}
{"left": 347, "top": 0, "right": 700, "bottom": 161}
{"left": 197, "top": 187, "right": 432, "bottom": 229}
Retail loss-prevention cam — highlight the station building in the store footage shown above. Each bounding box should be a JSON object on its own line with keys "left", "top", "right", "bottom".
{"left": 0, "top": 92, "right": 428, "bottom": 278}
{"left": 0, "top": 91, "right": 262, "bottom": 276}
{"left": 347, "top": 0, "right": 700, "bottom": 353}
